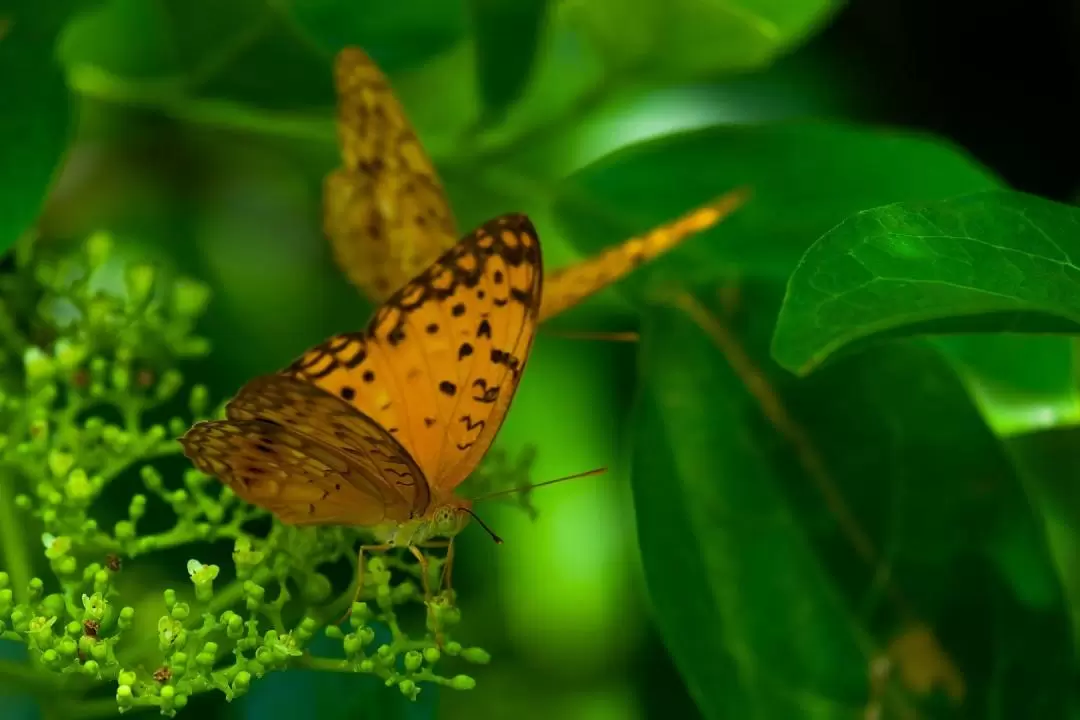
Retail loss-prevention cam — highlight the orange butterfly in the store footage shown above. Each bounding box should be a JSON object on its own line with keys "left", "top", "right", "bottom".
{"left": 181, "top": 214, "right": 593, "bottom": 613}
{"left": 323, "top": 46, "right": 750, "bottom": 325}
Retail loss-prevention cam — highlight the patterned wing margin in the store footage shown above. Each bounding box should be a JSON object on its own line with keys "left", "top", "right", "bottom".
{"left": 541, "top": 186, "right": 750, "bottom": 321}
{"left": 181, "top": 419, "right": 413, "bottom": 526}
{"left": 326, "top": 46, "right": 458, "bottom": 299}
{"left": 286, "top": 213, "right": 544, "bottom": 493}
{"left": 225, "top": 373, "right": 430, "bottom": 519}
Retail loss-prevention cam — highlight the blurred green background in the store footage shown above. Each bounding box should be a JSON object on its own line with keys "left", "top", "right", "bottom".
{"left": 3, "top": 0, "right": 1080, "bottom": 717}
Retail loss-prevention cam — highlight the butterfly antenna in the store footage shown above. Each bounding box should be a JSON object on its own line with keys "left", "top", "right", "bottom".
{"left": 470, "top": 467, "right": 607, "bottom": 504}
{"left": 461, "top": 507, "right": 504, "bottom": 544}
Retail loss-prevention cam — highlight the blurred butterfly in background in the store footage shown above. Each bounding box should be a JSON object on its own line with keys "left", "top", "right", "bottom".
{"left": 323, "top": 46, "right": 750, "bottom": 328}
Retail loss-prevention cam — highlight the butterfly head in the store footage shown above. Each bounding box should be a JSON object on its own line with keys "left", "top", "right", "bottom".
{"left": 414, "top": 496, "right": 503, "bottom": 546}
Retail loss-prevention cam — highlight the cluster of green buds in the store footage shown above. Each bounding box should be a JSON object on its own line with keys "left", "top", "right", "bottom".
{"left": 0, "top": 232, "right": 533, "bottom": 716}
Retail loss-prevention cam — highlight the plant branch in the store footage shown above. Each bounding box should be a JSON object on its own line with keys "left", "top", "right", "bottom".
{"left": 0, "top": 472, "right": 32, "bottom": 605}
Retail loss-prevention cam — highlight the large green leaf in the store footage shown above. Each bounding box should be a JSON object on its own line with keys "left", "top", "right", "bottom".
{"left": 0, "top": 2, "right": 75, "bottom": 258}
{"left": 633, "top": 281, "right": 1072, "bottom": 717}
{"left": 467, "top": 0, "right": 550, "bottom": 126}
{"left": 288, "top": 0, "right": 468, "bottom": 73}
{"left": 561, "top": 0, "right": 843, "bottom": 79}
{"left": 771, "top": 190, "right": 1080, "bottom": 376}
{"left": 552, "top": 123, "right": 1000, "bottom": 297}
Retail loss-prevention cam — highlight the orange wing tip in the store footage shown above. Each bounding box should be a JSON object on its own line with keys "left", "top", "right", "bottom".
{"left": 688, "top": 185, "right": 753, "bottom": 231}
{"left": 333, "top": 46, "right": 383, "bottom": 92}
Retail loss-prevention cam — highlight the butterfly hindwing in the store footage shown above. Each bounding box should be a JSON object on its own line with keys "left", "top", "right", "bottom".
{"left": 286, "top": 213, "right": 544, "bottom": 493}
{"left": 180, "top": 418, "right": 414, "bottom": 526}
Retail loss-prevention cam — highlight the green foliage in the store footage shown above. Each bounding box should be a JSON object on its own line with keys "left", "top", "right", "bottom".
{"left": 0, "top": 0, "right": 75, "bottom": 258}
{"left": 5, "top": 0, "right": 1080, "bottom": 718}
{"left": 468, "top": 0, "right": 551, "bottom": 127}
{"left": 771, "top": 190, "right": 1080, "bottom": 374}
{"left": 0, "top": 237, "right": 499, "bottom": 717}
{"left": 634, "top": 285, "right": 1073, "bottom": 718}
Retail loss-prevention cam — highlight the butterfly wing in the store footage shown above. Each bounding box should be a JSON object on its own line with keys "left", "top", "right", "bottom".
{"left": 541, "top": 186, "right": 750, "bottom": 321}
{"left": 286, "top": 213, "right": 543, "bottom": 493}
{"left": 181, "top": 374, "right": 430, "bottom": 526}
{"left": 325, "top": 46, "right": 458, "bottom": 299}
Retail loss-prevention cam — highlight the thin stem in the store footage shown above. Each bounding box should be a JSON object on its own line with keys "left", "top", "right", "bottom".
{"left": 0, "top": 471, "right": 32, "bottom": 605}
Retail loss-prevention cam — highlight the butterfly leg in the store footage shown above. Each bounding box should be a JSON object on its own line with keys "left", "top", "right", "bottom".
{"left": 335, "top": 542, "right": 392, "bottom": 626}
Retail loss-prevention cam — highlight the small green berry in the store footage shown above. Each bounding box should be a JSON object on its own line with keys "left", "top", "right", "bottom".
{"left": 461, "top": 647, "right": 491, "bottom": 664}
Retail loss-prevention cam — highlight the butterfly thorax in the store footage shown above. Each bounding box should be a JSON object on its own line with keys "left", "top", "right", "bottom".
{"left": 375, "top": 497, "right": 472, "bottom": 547}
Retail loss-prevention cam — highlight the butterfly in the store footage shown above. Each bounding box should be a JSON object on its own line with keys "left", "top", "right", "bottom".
{"left": 323, "top": 46, "right": 750, "bottom": 325}
{"left": 180, "top": 212, "right": 545, "bottom": 611}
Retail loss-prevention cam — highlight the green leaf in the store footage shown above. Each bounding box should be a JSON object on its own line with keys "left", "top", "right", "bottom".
{"left": 467, "top": 0, "right": 550, "bottom": 126}
{"left": 633, "top": 282, "right": 1072, "bottom": 717}
{"left": 0, "top": 4, "right": 75, "bottom": 258}
{"left": 553, "top": 123, "right": 1000, "bottom": 297}
{"left": 771, "top": 189, "right": 1080, "bottom": 376}
{"left": 288, "top": 0, "right": 468, "bottom": 74}
{"left": 562, "top": 0, "right": 843, "bottom": 78}
{"left": 1005, "top": 427, "right": 1080, "bottom": 648}
{"left": 633, "top": 292, "right": 866, "bottom": 718}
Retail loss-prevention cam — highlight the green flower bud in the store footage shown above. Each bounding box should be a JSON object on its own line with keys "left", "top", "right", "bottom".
{"left": 117, "top": 606, "right": 135, "bottom": 630}
{"left": 302, "top": 573, "right": 331, "bottom": 604}
{"left": 66, "top": 621, "right": 82, "bottom": 636}
{"left": 358, "top": 626, "right": 375, "bottom": 647}
{"left": 85, "top": 231, "right": 113, "bottom": 267}
{"left": 225, "top": 613, "right": 244, "bottom": 639}
{"left": 461, "top": 647, "right": 491, "bottom": 664}
{"left": 110, "top": 364, "right": 130, "bottom": 392}
{"left": 57, "top": 636, "right": 77, "bottom": 657}
{"left": 41, "top": 649, "right": 60, "bottom": 666}
{"left": 42, "top": 533, "right": 71, "bottom": 559}
{"left": 53, "top": 339, "right": 87, "bottom": 372}
{"left": 0, "top": 572, "right": 8, "bottom": 589}
{"left": 163, "top": 588, "right": 177, "bottom": 609}
{"left": 27, "top": 577, "right": 43, "bottom": 601}
{"left": 325, "top": 625, "right": 344, "bottom": 640}
{"left": 189, "top": 384, "right": 210, "bottom": 418}
{"left": 82, "top": 592, "right": 106, "bottom": 621}
{"left": 172, "top": 651, "right": 188, "bottom": 671}
{"left": 116, "top": 683, "right": 134, "bottom": 710}
{"left": 155, "top": 369, "right": 183, "bottom": 402}
{"left": 114, "top": 520, "right": 135, "bottom": 540}
{"left": 443, "top": 641, "right": 462, "bottom": 656}
{"left": 423, "top": 647, "right": 441, "bottom": 665}
{"left": 359, "top": 659, "right": 374, "bottom": 673}
{"left": 140, "top": 466, "right": 163, "bottom": 492}
{"left": 350, "top": 602, "right": 370, "bottom": 624}
{"left": 23, "top": 347, "right": 55, "bottom": 384}
{"left": 232, "top": 670, "right": 251, "bottom": 691}
{"left": 118, "top": 670, "right": 137, "bottom": 686}
{"left": 82, "top": 659, "right": 100, "bottom": 676}
{"left": 90, "top": 641, "right": 108, "bottom": 661}
{"left": 450, "top": 675, "right": 476, "bottom": 691}
{"left": 47, "top": 451, "right": 74, "bottom": 479}
{"left": 342, "top": 634, "right": 363, "bottom": 656}
{"left": 125, "top": 264, "right": 155, "bottom": 306}
{"left": 171, "top": 278, "right": 211, "bottom": 318}
{"left": 40, "top": 594, "right": 65, "bottom": 618}
{"left": 376, "top": 644, "right": 393, "bottom": 660}
{"left": 398, "top": 679, "right": 418, "bottom": 699}
{"left": 170, "top": 603, "right": 190, "bottom": 621}
{"left": 404, "top": 651, "right": 423, "bottom": 672}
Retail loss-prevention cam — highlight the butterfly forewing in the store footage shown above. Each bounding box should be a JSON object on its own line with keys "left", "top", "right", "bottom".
{"left": 181, "top": 418, "right": 413, "bottom": 526}
{"left": 326, "top": 47, "right": 458, "bottom": 298}
{"left": 286, "top": 213, "right": 543, "bottom": 493}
